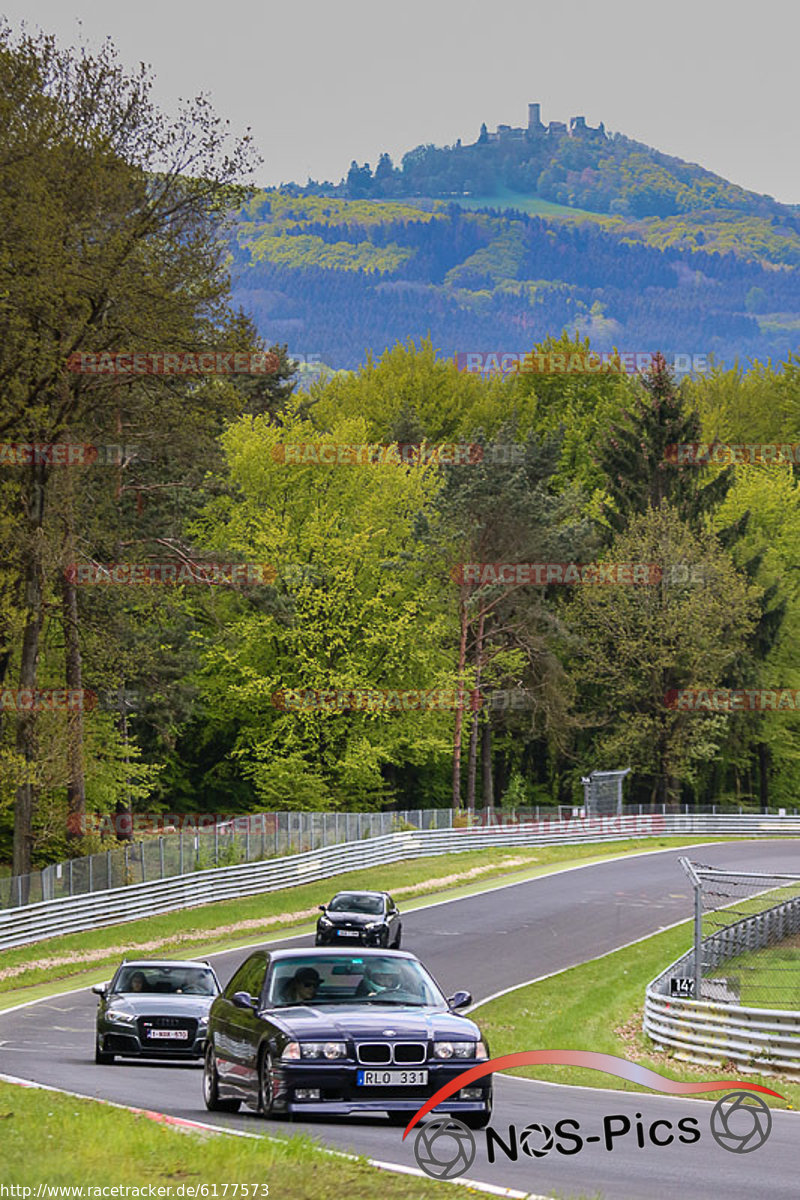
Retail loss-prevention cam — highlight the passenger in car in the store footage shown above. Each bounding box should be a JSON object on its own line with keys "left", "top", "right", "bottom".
{"left": 283, "top": 967, "right": 322, "bottom": 1003}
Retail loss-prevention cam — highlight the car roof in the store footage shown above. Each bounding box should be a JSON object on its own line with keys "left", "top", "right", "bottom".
{"left": 267, "top": 947, "right": 417, "bottom": 963}
{"left": 115, "top": 959, "right": 216, "bottom": 969}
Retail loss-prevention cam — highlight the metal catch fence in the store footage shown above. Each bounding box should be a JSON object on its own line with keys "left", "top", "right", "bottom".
{"left": 0, "top": 808, "right": 452, "bottom": 910}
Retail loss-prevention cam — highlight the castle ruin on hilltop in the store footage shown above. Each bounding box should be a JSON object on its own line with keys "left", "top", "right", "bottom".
{"left": 477, "top": 103, "right": 606, "bottom": 144}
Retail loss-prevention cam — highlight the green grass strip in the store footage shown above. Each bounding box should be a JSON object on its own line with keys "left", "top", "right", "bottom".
{"left": 473, "top": 920, "right": 800, "bottom": 1110}
{"left": 0, "top": 1079, "right": 476, "bottom": 1196}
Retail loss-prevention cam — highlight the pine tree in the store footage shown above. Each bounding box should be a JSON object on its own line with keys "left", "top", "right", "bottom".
{"left": 597, "top": 353, "right": 734, "bottom": 533}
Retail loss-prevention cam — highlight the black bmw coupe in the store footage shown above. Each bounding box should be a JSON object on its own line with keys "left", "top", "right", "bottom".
{"left": 203, "top": 948, "right": 491, "bottom": 1126}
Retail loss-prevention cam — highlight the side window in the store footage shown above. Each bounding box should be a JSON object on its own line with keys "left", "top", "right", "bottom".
{"left": 386, "top": 895, "right": 396, "bottom": 912}
{"left": 225, "top": 954, "right": 267, "bottom": 1000}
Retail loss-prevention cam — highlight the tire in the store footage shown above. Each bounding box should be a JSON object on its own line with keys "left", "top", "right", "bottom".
{"left": 95, "top": 1038, "right": 114, "bottom": 1065}
{"left": 379, "top": 929, "right": 389, "bottom": 948}
{"left": 203, "top": 1044, "right": 241, "bottom": 1112}
{"left": 259, "top": 1049, "right": 279, "bottom": 1118}
{"left": 314, "top": 934, "right": 324, "bottom": 946}
{"left": 391, "top": 924, "right": 402, "bottom": 949}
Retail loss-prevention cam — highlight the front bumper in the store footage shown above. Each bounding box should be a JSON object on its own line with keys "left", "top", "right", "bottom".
{"left": 316, "top": 926, "right": 386, "bottom": 945}
{"left": 271, "top": 1060, "right": 492, "bottom": 1115}
{"left": 99, "top": 1028, "right": 206, "bottom": 1059}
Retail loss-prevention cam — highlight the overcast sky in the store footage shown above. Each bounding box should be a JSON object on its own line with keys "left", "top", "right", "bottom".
{"left": 2, "top": 0, "right": 797, "bottom": 204}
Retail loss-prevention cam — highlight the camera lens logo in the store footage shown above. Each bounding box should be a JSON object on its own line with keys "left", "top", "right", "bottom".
{"left": 520, "top": 1122, "right": 554, "bottom": 1157}
{"left": 413, "top": 1116, "right": 476, "bottom": 1180}
{"left": 710, "top": 1091, "right": 772, "bottom": 1153}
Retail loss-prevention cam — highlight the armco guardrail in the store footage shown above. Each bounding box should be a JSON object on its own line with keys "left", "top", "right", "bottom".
{"left": 644, "top": 894, "right": 800, "bottom": 1078}
{"left": 2, "top": 812, "right": 798, "bottom": 952}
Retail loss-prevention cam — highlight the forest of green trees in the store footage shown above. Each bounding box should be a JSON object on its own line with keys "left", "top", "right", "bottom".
{"left": 1, "top": 26, "right": 799, "bottom": 877}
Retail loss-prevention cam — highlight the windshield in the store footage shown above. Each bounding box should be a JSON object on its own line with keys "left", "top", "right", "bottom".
{"left": 327, "top": 893, "right": 384, "bottom": 915}
{"left": 113, "top": 966, "right": 218, "bottom": 996}
{"left": 267, "top": 955, "right": 443, "bottom": 1007}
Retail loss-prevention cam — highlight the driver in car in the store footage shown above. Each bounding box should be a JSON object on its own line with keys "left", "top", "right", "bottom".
{"left": 357, "top": 963, "right": 415, "bottom": 999}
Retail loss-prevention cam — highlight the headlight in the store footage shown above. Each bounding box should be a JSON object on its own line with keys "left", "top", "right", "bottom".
{"left": 299, "top": 1041, "right": 347, "bottom": 1060}
{"left": 105, "top": 1008, "right": 136, "bottom": 1024}
{"left": 282, "top": 1041, "right": 301, "bottom": 1060}
{"left": 197, "top": 1017, "right": 208, "bottom": 1031}
{"left": 318, "top": 917, "right": 332, "bottom": 927}
{"left": 434, "top": 1041, "right": 478, "bottom": 1059}
{"left": 365, "top": 921, "right": 385, "bottom": 931}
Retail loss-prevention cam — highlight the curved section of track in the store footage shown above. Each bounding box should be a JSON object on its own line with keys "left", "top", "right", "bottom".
{"left": 2, "top": 840, "right": 797, "bottom": 1200}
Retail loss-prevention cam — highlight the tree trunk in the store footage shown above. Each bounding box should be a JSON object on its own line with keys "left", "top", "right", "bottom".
{"left": 62, "top": 540, "right": 86, "bottom": 841}
{"left": 481, "top": 716, "right": 494, "bottom": 819}
{"left": 465, "top": 612, "right": 485, "bottom": 815}
{"left": 451, "top": 593, "right": 470, "bottom": 812}
{"left": 12, "top": 462, "right": 47, "bottom": 884}
{"left": 758, "top": 742, "right": 770, "bottom": 813}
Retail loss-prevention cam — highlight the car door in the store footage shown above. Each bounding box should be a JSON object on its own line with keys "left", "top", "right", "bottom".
{"left": 216, "top": 953, "right": 269, "bottom": 1097}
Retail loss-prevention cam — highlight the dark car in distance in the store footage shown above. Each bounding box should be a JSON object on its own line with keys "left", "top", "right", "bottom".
{"left": 316, "top": 890, "right": 402, "bottom": 947}
{"left": 93, "top": 959, "right": 221, "bottom": 1064}
{"left": 202, "top": 947, "right": 491, "bottom": 1126}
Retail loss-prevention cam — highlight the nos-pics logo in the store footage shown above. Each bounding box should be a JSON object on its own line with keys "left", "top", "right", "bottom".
{"left": 413, "top": 1093, "right": 773, "bottom": 1181}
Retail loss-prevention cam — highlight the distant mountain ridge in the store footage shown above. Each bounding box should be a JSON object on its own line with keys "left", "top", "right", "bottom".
{"left": 228, "top": 107, "right": 800, "bottom": 371}
{"left": 303, "top": 102, "right": 798, "bottom": 226}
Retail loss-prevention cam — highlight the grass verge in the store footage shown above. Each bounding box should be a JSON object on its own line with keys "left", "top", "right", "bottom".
{"left": 0, "top": 837, "right": 735, "bottom": 1006}
{"left": 0, "top": 1080, "right": 470, "bottom": 1197}
{"left": 472, "top": 920, "right": 800, "bottom": 1110}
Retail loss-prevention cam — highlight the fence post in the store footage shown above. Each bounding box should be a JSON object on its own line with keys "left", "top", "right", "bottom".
{"left": 179, "top": 832, "right": 184, "bottom": 875}
{"left": 159, "top": 837, "right": 165, "bottom": 879}
{"left": 214, "top": 823, "right": 219, "bottom": 866}
{"left": 69, "top": 858, "right": 74, "bottom": 897}
{"left": 141, "top": 842, "right": 146, "bottom": 882}
{"left": 88, "top": 855, "right": 93, "bottom": 894}
{"left": 107, "top": 849, "right": 112, "bottom": 889}
{"left": 262, "top": 816, "right": 266, "bottom": 859}
{"left": 124, "top": 843, "right": 129, "bottom": 883}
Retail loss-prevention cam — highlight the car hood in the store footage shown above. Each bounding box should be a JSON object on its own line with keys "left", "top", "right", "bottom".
{"left": 266, "top": 1004, "right": 482, "bottom": 1041}
{"left": 104, "top": 994, "right": 215, "bottom": 1018}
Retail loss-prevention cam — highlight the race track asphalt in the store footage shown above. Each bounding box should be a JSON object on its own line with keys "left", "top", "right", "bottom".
{"left": 2, "top": 839, "right": 798, "bottom": 1200}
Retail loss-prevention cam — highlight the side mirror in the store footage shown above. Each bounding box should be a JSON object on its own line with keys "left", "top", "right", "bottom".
{"left": 232, "top": 991, "right": 258, "bottom": 1012}
{"left": 91, "top": 983, "right": 108, "bottom": 996}
{"left": 318, "top": 905, "right": 327, "bottom": 912}
{"left": 447, "top": 990, "right": 472, "bottom": 1010}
